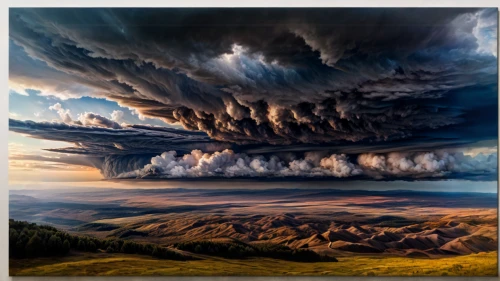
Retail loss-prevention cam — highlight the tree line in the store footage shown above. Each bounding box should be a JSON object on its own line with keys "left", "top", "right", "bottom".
{"left": 10, "top": 220, "right": 337, "bottom": 263}
{"left": 9, "top": 219, "right": 191, "bottom": 260}
{"left": 175, "top": 240, "right": 338, "bottom": 262}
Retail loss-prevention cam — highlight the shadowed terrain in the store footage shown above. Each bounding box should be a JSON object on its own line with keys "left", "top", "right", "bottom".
{"left": 10, "top": 188, "right": 497, "bottom": 259}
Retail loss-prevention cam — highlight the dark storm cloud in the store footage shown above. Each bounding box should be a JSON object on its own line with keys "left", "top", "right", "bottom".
{"left": 10, "top": 118, "right": 493, "bottom": 157}
{"left": 9, "top": 118, "right": 497, "bottom": 180}
{"left": 8, "top": 8, "right": 498, "bottom": 180}
{"left": 9, "top": 8, "right": 498, "bottom": 145}
{"left": 9, "top": 119, "right": 232, "bottom": 156}
{"left": 9, "top": 119, "right": 232, "bottom": 178}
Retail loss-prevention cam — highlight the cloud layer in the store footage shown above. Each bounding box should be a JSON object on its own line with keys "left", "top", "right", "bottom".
{"left": 9, "top": 118, "right": 498, "bottom": 180}
{"left": 358, "top": 151, "right": 497, "bottom": 179}
{"left": 9, "top": 8, "right": 498, "bottom": 145}
{"left": 116, "top": 149, "right": 496, "bottom": 180}
{"left": 9, "top": 119, "right": 231, "bottom": 157}
{"left": 8, "top": 8, "right": 498, "bottom": 181}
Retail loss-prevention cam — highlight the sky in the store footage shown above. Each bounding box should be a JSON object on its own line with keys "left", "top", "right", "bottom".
{"left": 7, "top": 8, "right": 499, "bottom": 187}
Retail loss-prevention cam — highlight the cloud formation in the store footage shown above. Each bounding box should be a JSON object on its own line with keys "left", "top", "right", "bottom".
{"left": 116, "top": 149, "right": 496, "bottom": 180}
{"left": 8, "top": 8, "right": 498, "bottom": 181}
{"left": 110, "top": 110, "right": 124, "bottom": 123}
{"left": 9, "top": 118, "right": 498, "bottom": 180}
{"left": 9, "top": 8, "right": 498, "bottom": 145}
{"left": 9, "top": 119, "right": 231, "bottom": 157}
{"left": 358, "top": 151, "right": 498, "bottom": 179}
{"left": 76, "top": 112, "right": 122, "bottom": 129}
{"left": 48, "top": 102, "right": 123, "bottom": 129}
{"left": 117, "top": 150, "right": 363, "bottom": 179}
{"left": 49, "top": 103, "right": 73, "bottom": 123}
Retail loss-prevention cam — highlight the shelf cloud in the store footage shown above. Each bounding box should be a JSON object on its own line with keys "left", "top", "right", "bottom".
{"left": 8, "top": 8, "right": 498, "bottom": 181}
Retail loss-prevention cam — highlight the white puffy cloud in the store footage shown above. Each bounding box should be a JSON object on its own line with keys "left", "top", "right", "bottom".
{"left": 118, "top": 149, "right": 497, "bottom": 180}
{"left": 118, "top": 149, "right": 361, "bottom": 179}
{"left": 110, "top": 110, "right": 124, "bottom": 123}
{"left": 77, "top": 112, "right": 122, "bottom": 129}
{"left": 358, "top": 151, "right": 497, "bottom": 178}
{"left": 48, "top": 104, "right": 123, "bottom": 129}
{"left": 49, "top": 103, "right": 73, "bottom": 123}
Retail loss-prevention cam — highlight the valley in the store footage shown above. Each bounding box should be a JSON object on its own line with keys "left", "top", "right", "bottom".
{"left": 9, "top": 187, "right": 498, "bottom": 275}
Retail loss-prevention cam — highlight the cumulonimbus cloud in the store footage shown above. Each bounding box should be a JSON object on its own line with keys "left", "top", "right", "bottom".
{"left": 8, "top": 8, "right": 498, "bottom": 145}
{"left": 8, "top": 8, "right": 498, "bottom": 181}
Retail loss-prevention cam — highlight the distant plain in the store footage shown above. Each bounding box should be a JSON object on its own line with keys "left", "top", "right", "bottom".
{"left": 9, "top": 187, "right": 498, "bottom": 276}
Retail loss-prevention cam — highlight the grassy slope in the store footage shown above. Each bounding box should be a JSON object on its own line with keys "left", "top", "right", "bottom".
{"left": 10, "top": 251, "right": 498, "bottom": 276}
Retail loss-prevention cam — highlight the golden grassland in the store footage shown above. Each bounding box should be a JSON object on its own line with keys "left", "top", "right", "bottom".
{"left": 10, "top": 251, "right": 498, "bottom": 276}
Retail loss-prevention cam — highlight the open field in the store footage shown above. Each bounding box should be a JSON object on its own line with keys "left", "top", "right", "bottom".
{"left": 10, "top": 251, "right": 498, "bottom": 276}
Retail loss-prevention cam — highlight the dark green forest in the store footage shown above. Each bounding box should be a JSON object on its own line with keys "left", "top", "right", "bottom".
{"left": 10, "top": 220, "right": 337, "bottom": 263}
{"left": 9, "top": 220, "right": 191, "bottom": 260}
{"left": 175, "top": 240, "right": 338, "bottom": 262}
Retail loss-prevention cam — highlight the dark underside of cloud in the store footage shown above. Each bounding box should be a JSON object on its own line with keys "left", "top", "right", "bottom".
{"left": 8, "top": 8, "right": 498, "bottom": 181}
{"left": 10, "top": 119, "right": 497, "bottom": 180}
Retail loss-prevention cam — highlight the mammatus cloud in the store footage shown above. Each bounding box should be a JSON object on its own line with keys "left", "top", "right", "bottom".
{"left": 116, "top": 149, "right": 497, "bottom": 180}
{"left": 8, "top": 8, "right": 498, "bottom": 145}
